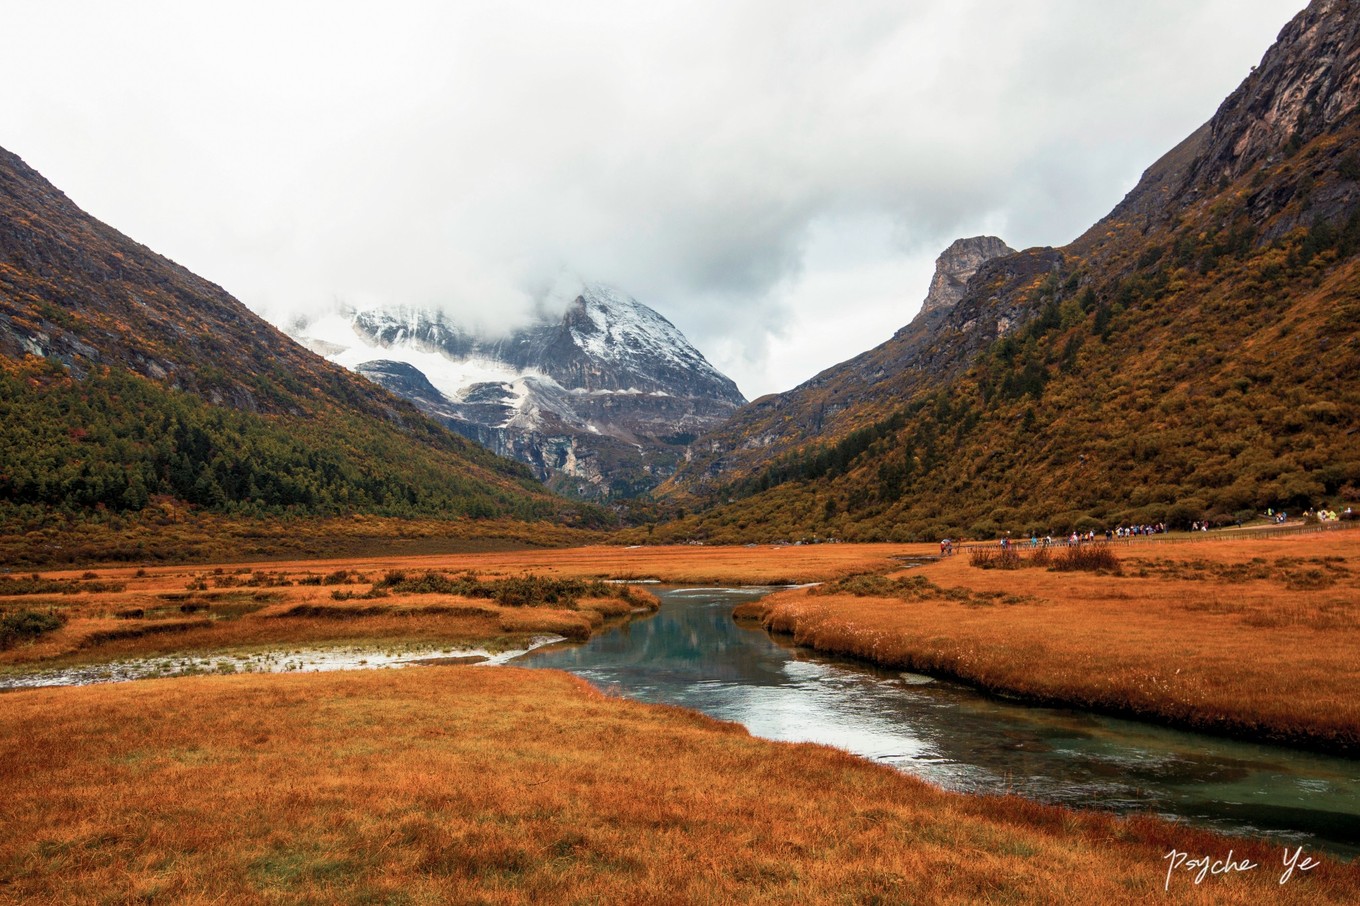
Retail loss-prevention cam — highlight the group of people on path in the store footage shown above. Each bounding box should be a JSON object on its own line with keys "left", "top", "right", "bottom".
{"left": 938, "top": 506, "right": 1354, "bottom": 555}
{"left": 941, "top": 523, "right": 1172, "bottom": 553}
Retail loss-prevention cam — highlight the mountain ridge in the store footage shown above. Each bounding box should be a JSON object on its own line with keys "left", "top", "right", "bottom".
{"left": 646, "top": 0, "right": 1360, "bottom": 542}
{"left": 0, "top": 145, "right": 601, "bottom": 535}
{"left": 663, "top": 234, "right": 1020, "bottom": 494}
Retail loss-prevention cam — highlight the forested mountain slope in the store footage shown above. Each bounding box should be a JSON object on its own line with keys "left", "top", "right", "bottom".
{"left": 0, "top": 147, "right": 602, "bottom": 534}
{"left": 647, "top": 0, "right": 1360, "bottom": 543}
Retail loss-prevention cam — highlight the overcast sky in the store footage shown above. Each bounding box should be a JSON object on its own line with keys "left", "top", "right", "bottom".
{"left": 7, "top": 1, "right": 1304, "bottom": 399}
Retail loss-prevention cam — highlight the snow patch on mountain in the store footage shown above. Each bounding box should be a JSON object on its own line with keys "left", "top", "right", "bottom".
{"left": 568, "top": 284, "right": 735, "bottom": 390}
{"left": 297, "top": 310, "right": 532, "bottom": 406}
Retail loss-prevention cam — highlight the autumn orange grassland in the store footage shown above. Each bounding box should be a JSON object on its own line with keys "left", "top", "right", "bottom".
{"left": 2, "top": 666, "right": 1358, "bottom": 905}
{"left": 740, "top": 527, "right": 1360, "bottom": 753}
{"left": 0, "top": 544, "right": 913, "bottom": 671}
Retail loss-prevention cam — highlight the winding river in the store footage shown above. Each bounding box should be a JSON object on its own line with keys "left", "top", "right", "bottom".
{"left": 516, "top": 586, "right": 1360, "bottom": 857}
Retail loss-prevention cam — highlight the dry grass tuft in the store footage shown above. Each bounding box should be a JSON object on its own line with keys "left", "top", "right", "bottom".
{"left": 969, "top": 544, "right": 1119, "bottom": 573}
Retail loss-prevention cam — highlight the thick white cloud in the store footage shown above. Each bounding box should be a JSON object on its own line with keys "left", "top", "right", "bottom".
{"left": 4, "top": 1, "right": 1303, "bottom": 398}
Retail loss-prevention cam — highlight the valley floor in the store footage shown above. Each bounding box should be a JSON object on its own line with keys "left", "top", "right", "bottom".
{"left": 0, "top": 543, "right": 906, "bottom": 674}
{"left": 1, "top": 533, "right": 1357, "bottom": 902}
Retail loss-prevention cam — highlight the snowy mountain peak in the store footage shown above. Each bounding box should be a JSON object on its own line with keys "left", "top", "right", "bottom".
{"left": 287, "top": 283, "right": 745, "bottom": 500}
{"left": 561, "top": 285, "right": 739, "bottom": 399}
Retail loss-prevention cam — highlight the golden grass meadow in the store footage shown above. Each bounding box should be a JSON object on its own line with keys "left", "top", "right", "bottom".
{"left": 3, "top": 667, "right": 1359, "bottom": 906}
{"left": 1, "top": 531, "right": 1358, "bottom": 903}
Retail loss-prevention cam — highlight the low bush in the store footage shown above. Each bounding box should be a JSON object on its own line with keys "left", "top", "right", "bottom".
{"left": 354, "top": 571, "right": 638, "bottom": 609}
{"left": 0, "top": 608, "right": 67, "bottom": 649}
{"left": 0, "top": 575, "right": 125, "bottom": 595}
{"left": 1051, "top": 545, "right": 1122, "bottom": 574}
{"left": 969, "top": 547, "right": 1023, "bottom": 569}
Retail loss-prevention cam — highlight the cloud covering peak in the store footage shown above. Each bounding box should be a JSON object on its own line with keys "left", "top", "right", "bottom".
{"left": 5, "top": 0, "right": 1303, "bottom": 396}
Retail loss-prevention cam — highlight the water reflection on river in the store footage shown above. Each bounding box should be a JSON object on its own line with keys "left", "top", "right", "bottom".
{"left": 517, "top": 586, "right": 1360, "bottom": 856}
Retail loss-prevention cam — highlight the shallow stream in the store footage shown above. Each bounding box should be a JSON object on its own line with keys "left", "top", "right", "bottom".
{"left": 516, "top": 586, "right": 1360, "bottom": 857}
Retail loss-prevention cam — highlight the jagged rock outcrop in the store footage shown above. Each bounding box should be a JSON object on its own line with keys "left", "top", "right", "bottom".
{"left": 1085, "top": 0, "right": 1360, "bottom": 246}
{"left": 1191, "top": 0, "right": 1360, "bottom": 188}
{"left": 920, "top": 236, "right": 1016, "bottom": 316}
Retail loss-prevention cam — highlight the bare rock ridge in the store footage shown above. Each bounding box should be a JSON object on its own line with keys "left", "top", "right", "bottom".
{"left": 920, "top": 236, "right": 1016, "bottom": 316}
{"left": 293, "top": 285, "right": 745, "bottom": 500}
{"left": 662, "top": 233, "right": 1018, "bottom": 492}
{"left": 1193, "top": 0, "right": 1360, "bottom": 188}
{"left": 1087, "top": 0, "right": 1360, "bottom": 244}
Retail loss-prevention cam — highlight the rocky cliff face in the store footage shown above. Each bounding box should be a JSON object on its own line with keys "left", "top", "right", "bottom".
{"left": 294, "top": 285, "right": 745, "bottom": 500}
{"left": 663, "top": 234, "right": 1019, "bottom": 494}
{"left": 1084, "top": 0, "right": 1360, "bottom": 247}
{"left": 920, "top": 236, "right": 1016, "bottom": 316}
{"left": 1191, "top": 0, "right": 1359, "bottom": 188}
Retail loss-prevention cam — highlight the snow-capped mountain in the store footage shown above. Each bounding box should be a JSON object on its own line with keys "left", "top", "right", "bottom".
{"left": 290, "top": 285, "right": 745, "bottom": 499}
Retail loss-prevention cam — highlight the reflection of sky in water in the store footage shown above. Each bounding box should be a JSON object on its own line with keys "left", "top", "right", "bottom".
{"left": 519, "top": 587, "right": 1360, "bottom": 857}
